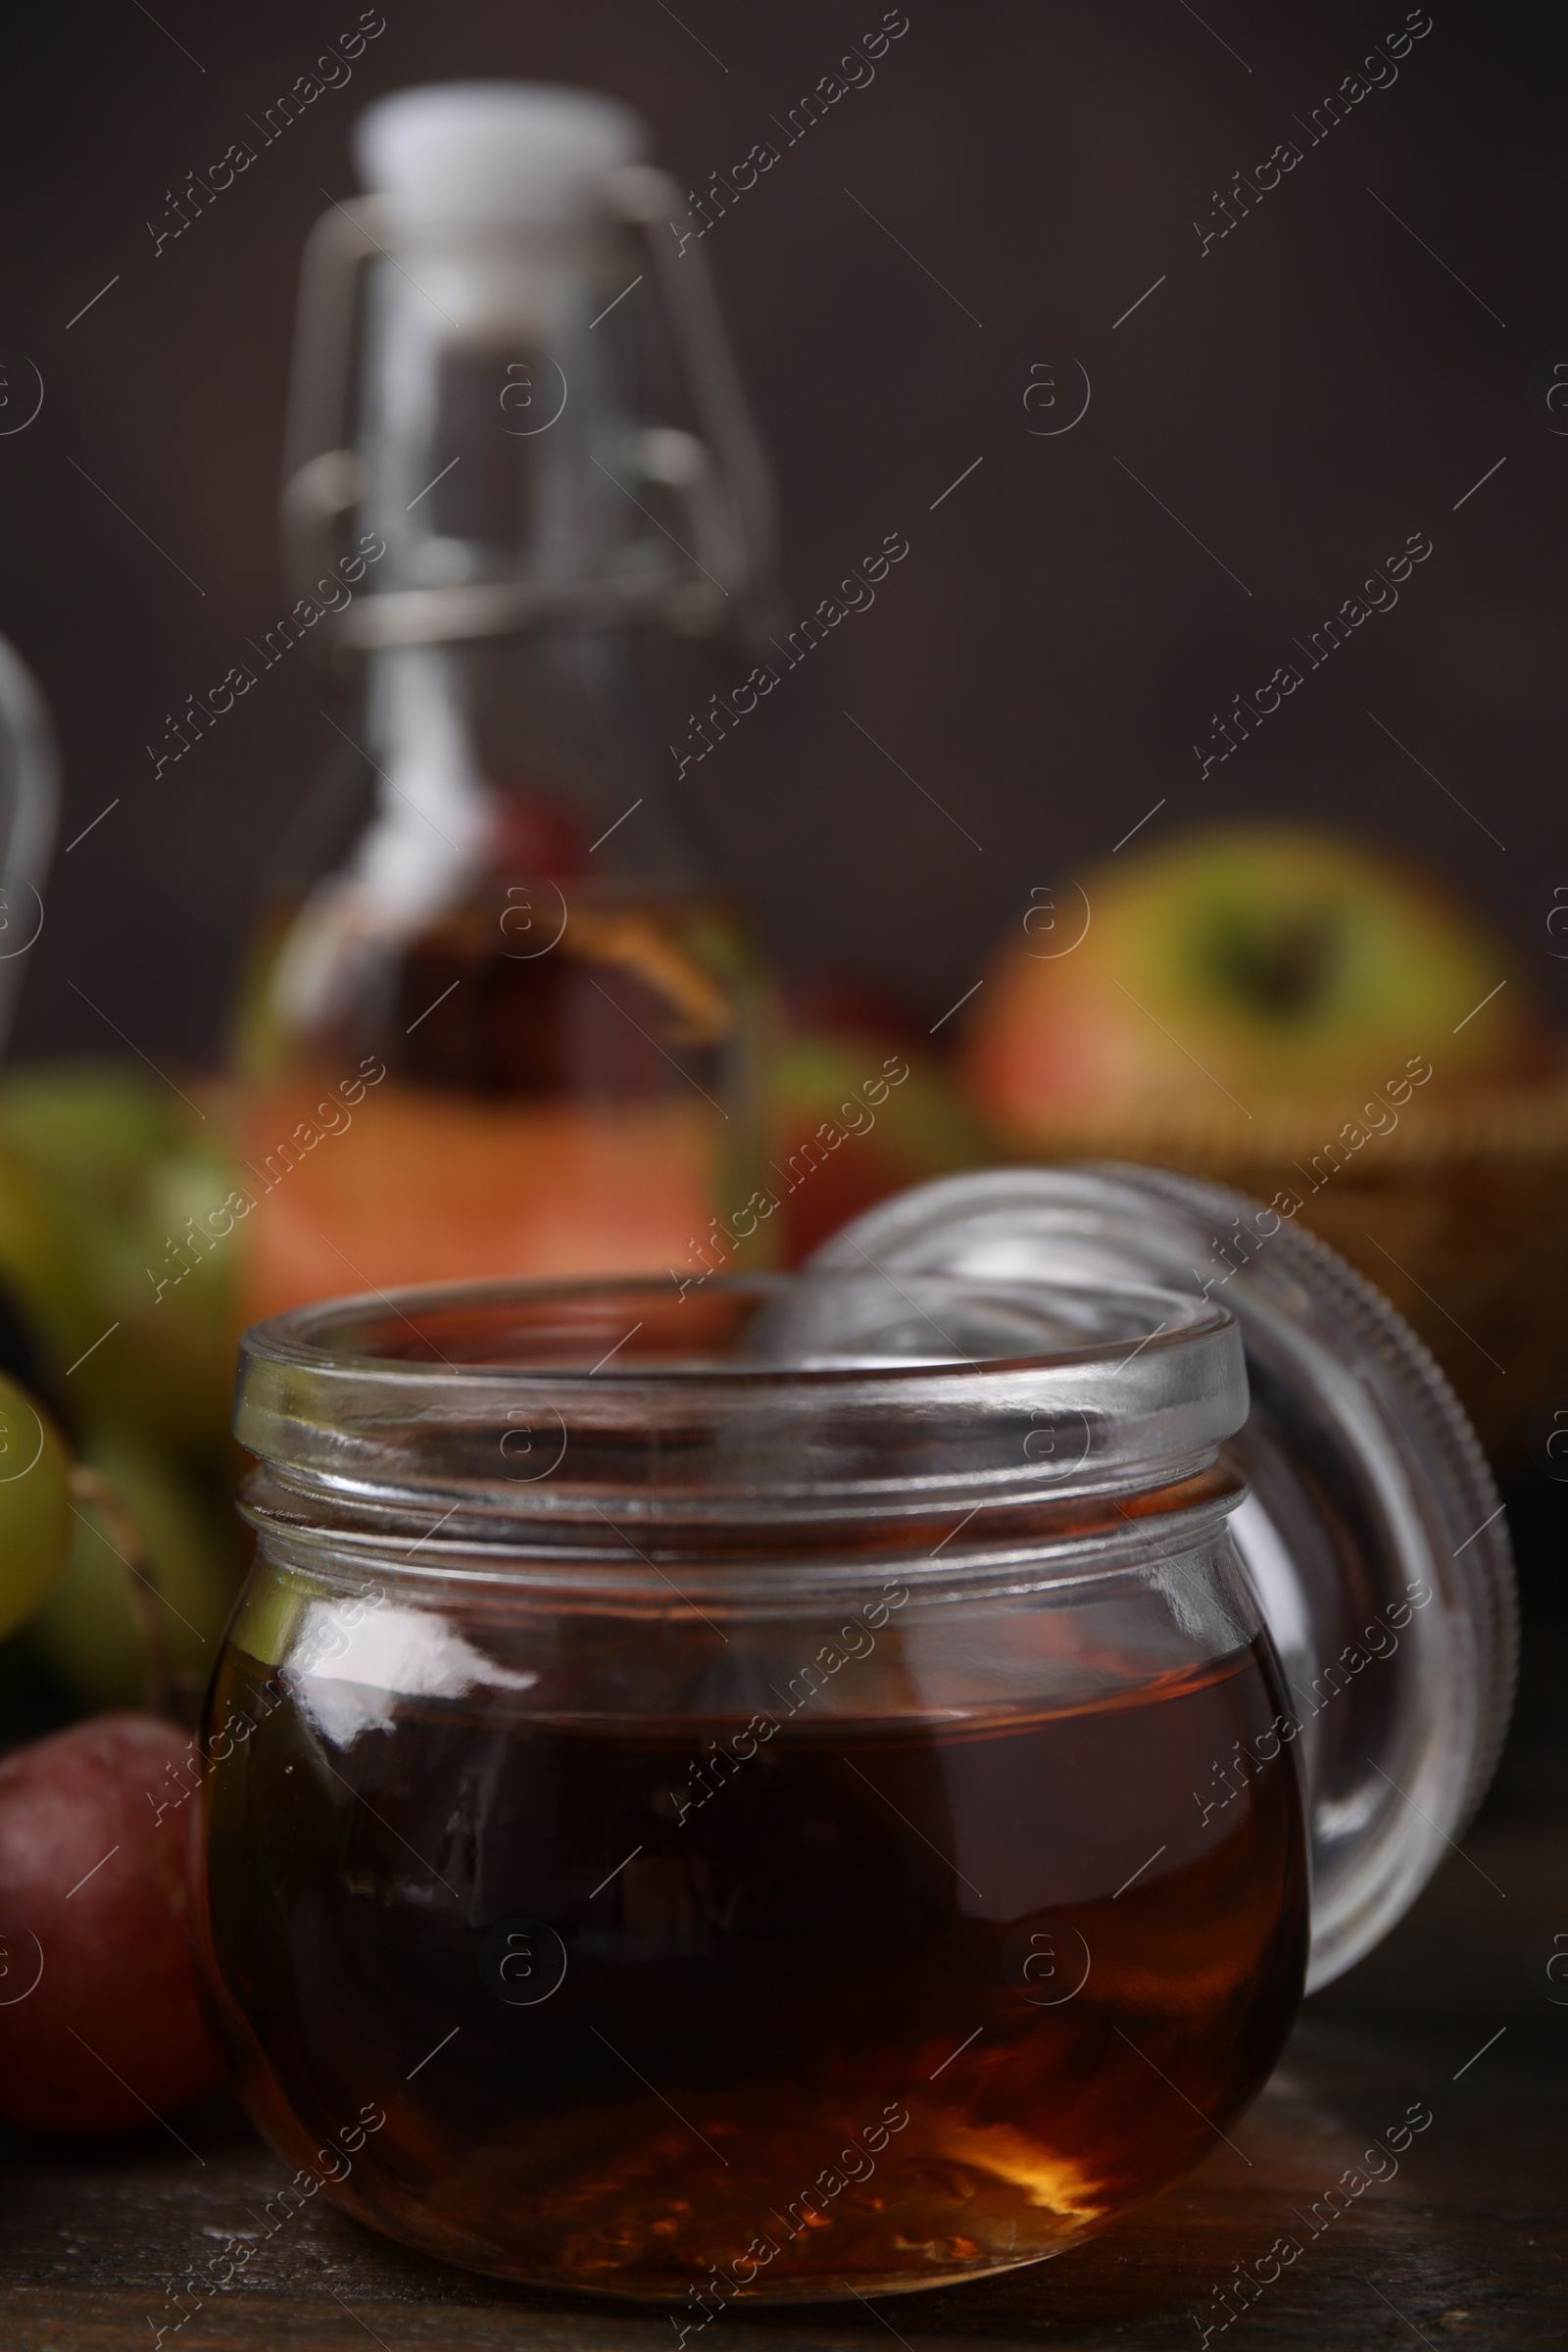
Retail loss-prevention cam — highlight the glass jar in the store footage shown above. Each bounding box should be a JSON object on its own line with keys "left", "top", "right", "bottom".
{"left": 193, "top": 1180, "right": 1513, "bottom": 2303}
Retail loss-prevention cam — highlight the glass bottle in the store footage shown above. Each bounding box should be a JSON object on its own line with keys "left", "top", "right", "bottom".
{"left": 231, "top": 84, "right": 778, "bottom": 1320}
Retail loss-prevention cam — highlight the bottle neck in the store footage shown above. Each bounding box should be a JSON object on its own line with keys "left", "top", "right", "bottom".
{"left": 358, "top": 627, "right": 705, "bottom": 902}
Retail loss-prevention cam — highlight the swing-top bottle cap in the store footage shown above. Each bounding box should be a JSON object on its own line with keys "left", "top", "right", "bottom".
{"left": 355, "top": 81, "right": 645, "bottom": 228}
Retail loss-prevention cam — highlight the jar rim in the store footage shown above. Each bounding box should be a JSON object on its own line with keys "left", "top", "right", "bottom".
{"left": 241, "top": 1269, "right": 1234, "bottom": 1383}
{"left": 234, "top": 1270, "right": 1250, "bottom": 1530}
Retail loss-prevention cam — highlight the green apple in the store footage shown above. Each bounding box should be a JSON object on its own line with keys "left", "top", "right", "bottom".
{"left": 0, "top": 1063, "right": 240, "bottom": 1446}
{"left": 0, "top": 1134, "right": 82, "bottom": 1379}
{"left": 21, "top": 1429, "right": 235, "bottom": 1713}
{"left": 962, "top": 824, "right": 1537, "bottom": 1139}
{"left": 0, "top": 1370, "right": 71, "bottom": 1642}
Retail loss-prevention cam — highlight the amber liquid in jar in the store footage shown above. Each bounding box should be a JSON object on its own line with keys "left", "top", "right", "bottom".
{"left": 197, "top": 1637, "right": 1306, "bottom": 2300}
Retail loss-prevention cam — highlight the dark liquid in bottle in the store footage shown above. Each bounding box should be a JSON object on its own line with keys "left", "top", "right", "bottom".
{"left": 234, "top": 879, "right": 766, "bottom": 1320}
{"left": 196, "top": 1640, "right": 1307, "bottom": 2300}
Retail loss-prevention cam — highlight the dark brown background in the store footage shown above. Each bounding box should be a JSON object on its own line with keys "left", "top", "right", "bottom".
{"left": 0, "top": 0, "right": 1563, "bottom": 1064}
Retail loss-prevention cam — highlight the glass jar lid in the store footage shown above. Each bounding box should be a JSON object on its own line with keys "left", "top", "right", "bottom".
{"left": 812, "top": 1162, "right": 1518, "bottom": 1990}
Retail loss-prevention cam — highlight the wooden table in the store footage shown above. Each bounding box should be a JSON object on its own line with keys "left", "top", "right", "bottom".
{"left": 5, "top": 1525, "right": 1564, "bottom": 2349}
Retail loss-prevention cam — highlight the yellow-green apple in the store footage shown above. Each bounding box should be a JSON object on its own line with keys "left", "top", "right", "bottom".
{"left": 962, "top": 823, "right": 1538, "bottom": 1141}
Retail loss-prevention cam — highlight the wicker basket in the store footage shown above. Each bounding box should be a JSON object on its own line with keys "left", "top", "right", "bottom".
{"left": 1009, "top": 1079, "right": 1568, "bottom": 1467}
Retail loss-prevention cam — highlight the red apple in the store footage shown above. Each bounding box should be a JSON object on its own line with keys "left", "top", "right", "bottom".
{"left": 771, "top": 1031, "right": 994, "bottom": 1262}
{"left": 0, "top": 1713, "right": 224, "bottom": 2132}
